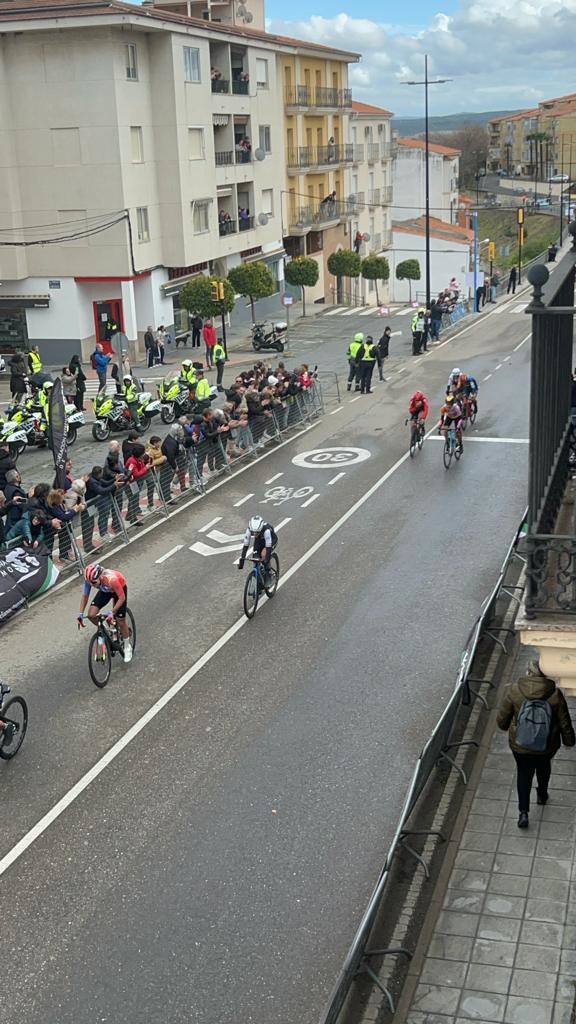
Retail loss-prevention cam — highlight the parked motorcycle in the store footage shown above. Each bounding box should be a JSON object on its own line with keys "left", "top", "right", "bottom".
{"left": 251, "top": 321, "right": 287, "bottom": 353}
{"left": 1, "top": 402, "right": 84, "bottom": 453}
{"left": 158, "top": 375, "right": 217, "bottom": 423}
{"left": 91, "top": 390, "right": 161, "bottom": 442}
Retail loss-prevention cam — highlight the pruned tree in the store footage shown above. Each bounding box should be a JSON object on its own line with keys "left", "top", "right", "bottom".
{"left": 396, "top": 259, "right": 421, "bottom": 303}
{"left": 180, "top": 276, "right": 235, "bottom": 319}
{"left": 284, "top": 256, "right": 319, "bottom": 316}
{"left": 227, "top": 261, "right": 275, "bottom": 321}
{"left": 361, "top": 255, "right": 390, "bottom": 305}
{"left": 327, "top": 248, "right": 361, "bottom": 303}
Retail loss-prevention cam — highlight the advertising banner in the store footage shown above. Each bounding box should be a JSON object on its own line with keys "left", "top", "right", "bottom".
{"left": 0, "top": 545, "right": 59, "bottom": 624}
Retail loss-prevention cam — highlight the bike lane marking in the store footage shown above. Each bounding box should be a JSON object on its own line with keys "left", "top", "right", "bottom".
{"left": 233, "top": 493, "right": 254, "bottom": 508}
{"left": 155, "top": 545, "right": 183, "bottom": 564}
{"left": 328, "top": 472, "right": 346, "bottom": 486}
{"left": 265, "top": 472, "right": 283, "bottom": 484}
{"left": 301, "top": 493, "right": 320, "bottom": 508}
{"left": 0, "top": 428, "right": 434, "bottom": 879}
{"left": 199, "top": 516, "right": 222, "bottom": 533}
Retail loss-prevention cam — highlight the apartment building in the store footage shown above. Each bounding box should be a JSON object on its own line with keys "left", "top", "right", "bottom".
{"left": 345, "top": 101, "right": 393, "bottom": 302}
{"left": 148, "top": 0, "right": 265, "bottom": 31}
{"left": 488, "top": 93, "right": 576, "bottom": 177}
{"left": 0, "top": 0, "right": 326, "bottom": 360}
{"left": 487, "top": 109, "right": 539, "bottom": 175}
{"left": 280, "top": 46, "right": 360, "bottom": 305}
{"left": 392, "top": 138, "right": 459, "bottom": 225}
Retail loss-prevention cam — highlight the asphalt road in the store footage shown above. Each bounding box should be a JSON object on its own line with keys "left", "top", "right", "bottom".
{"left": 0, "top": 291, "right": 533, "bottom": 1024}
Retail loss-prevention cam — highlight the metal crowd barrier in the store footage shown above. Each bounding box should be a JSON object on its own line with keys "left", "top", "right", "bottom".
{"left": 3, "top": 383, "right": 327, "bottom": 582}
{"left": 318, "top": 507, "right": 528, "bottom": 1024}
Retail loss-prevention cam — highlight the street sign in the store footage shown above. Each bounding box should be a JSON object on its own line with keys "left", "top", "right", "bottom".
{"left": 378, "top": 306, "right": 390, "bottom": 316}
{"left": 292, "top": 447, "right": 371, "bottom": 469}
{"left": 282, "top": 294, "right": 294, "bottom": 306}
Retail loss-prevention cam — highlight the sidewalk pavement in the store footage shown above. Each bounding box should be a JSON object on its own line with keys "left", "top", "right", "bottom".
{"left": 400, "top": 647, "right": 576, "bottom": 1024}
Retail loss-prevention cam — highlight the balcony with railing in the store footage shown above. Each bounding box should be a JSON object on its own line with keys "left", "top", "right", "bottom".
{"left": 215, "top": 150, "right": 234, "bottom": 167}
{"left": 286, "top": 143, "right": 354, "bottom": 171}
{"left": 367, "top": 189, "right": 380, "bottom": 206}
{"left": 238, "top": 213, "right": 254, "bottom": 232}
{"left": 380, "top": 142, "right": 393, "bottom": 160}
{"left": 371, "top": 232, "right": 381, "bottom": 252}
{"left": 218, "top": 214, "right": 237, "bottom": 236}
{"left": 288, "top": 196, "right": 358, "bottom": 232}
{"left": 381, "top": 184, "right": 393, "bottom": 204}
{"left": 285, "top": 85, "right": 353, "bottom": 108}
{"left": 211, "top": 76, "right": 230, "bottom": 93}
{"left": 367, "top": 142, "right": 381, "bottom": 162}
{"left": 352, "top": 144, "right": 364, "bottom": 163}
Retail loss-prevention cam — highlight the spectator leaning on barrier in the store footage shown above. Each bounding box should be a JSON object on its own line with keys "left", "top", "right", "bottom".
{"left": 497, "top": 658, "right": 575, "bottom": 829}
{"left": 4, "top": 470, "right": 26, "bottom": 529}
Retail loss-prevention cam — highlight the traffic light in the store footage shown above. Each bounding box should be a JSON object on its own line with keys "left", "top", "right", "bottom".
{"left": 488, "top": 241, "right": 495, "bottom": 261}
{"left": 517, "top": 206, "right": 525, "bottom": 226}
{"left": 210, "top": 280, "right": 225, "bottom": 302}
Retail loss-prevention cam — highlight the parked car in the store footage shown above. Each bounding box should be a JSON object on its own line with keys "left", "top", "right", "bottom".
{"left": 548, "top": 173, "right": 569, "bottom": 183}
{"left": 533, "top": 197, "right": 551, "bottom": 208}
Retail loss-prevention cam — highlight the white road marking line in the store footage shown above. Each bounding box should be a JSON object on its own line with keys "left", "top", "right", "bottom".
{"left": 276, "top": 517, "right": 292, "bottom": 530}
{"left": 512, "top": 302, "right": 528, "bottom": 313}
{"left": 341, "top": 308, "right": 362, "bottom": 316}
{"left": 199, "top": 516, "right": 222, "bottom": 533}
{"left": 397, "top": 366, "right": 406, "bottom": 373}
{"left": 233, "top": 493, "right": 254, "bottom": 507}
{"left": 207, "top": 529, "right": 246, "bottom": 543}
{"left": 0, "top": 419, "right": 435, "bottom": 879}
{"left": 155, "top": 545, "right": 183, "bottom": 564}
{"left": 483, "top": 374, "right": 492, "bottom": 381}
{"left": 330, "top": 406, "right": 343, "bottom": 415}
{"left": 328, "top": 472, "right": 346, "bottom": 486}
{"left": 495, "top": 363, "right": 502, "bottom": 370}
{"left": 492, "top": 305, "right": 508, "bottom": 314}
{"left": 349, "top": 395, "right": 362, "bottom": 403}
{"left": 414, "top": 358, "right": 422, "bottom": 365}
{"left": 513, "top": 334, "right": 530, "bottom": 352}
{"left": 190, "top": 540, "right": 242, "bottom": 556}
{"left": 301, "top": 493, "right": 320, "bottom": 508}
{"left": 503, "top": 356, "right": 512, "bottom": 362}
{"left": 265, "top": 472, "right": 283, "bottom": 485}
{"left": 428, "top": 435, "right": 529, "bottom": 444}
{"left": 359, "top": 307, "right": 377, "bottom": 316}
{"left": 323, "top": 307, "right": 346, "bottom": 316}
{"left": 394, "top": 307, "right": 415, "bottom": 316}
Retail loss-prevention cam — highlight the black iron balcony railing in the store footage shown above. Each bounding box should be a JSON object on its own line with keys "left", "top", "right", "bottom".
{"left": 218, "top": 217, "right": 237, "bottom": 236}
{"left": 285, "top": 85, "right": 352, "bottom": 108}
{"left": 285, "top": 85, "right": 312, "bottom": 106}
{"left": 215, "top": 150, "right": 233, "bottom": 166}
{"left": 352, "top": 144, "right": 364, "bottom": 162}
{"left": 235, "top": 148, "right": 252, "bottom": 164}
{"left": 211, "top": 78, "right": 229, "bottom": 94}
{"left": 523, "top": 243, "right": 576, "bottom": 617}
{"left": 286, "top": 143, "right": 354, "bottom": 169}
{"left": 289, "top": 197, "right": 358, "bottom": 229}
{"left": 367, "top": 188, "right": 380, "bottom": 206}
{"left": 232, "top": 79, "right": 249, "bottom": 95}
{"left": 381, "top": 184, "right": 393, "bottom": 204}
{"left": 367, "top": 142, "right": 381, "bottom": 161}
{"left": 239, "top": 215, "right": 254, "bottom": 231}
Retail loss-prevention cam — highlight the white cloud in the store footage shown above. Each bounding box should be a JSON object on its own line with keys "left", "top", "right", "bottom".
{"left": 269, "top": 0, "right": 576, "bottom": 115}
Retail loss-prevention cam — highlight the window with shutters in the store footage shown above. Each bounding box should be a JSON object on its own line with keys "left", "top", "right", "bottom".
{"left": 188, "top": 127, "right": 205, "bottom": 160}
{"left": 262, "top": 189, "right": 274, "bottom": 216}
{"left": 184, "top": 47, "right": 201, "bottom": 83}
{"left": 136, "top": 207, "right": 150, "bottom": 243}
{"left": 192, "top": 200, "right": 211, "bottom": 234}
{"left": 259, "top": 125, "right": 271, "bottom": 153}
{"left": 126, "top": 43, "right": 138, "bottom": 80}
{"left": 256, "top": 59, "right": 268, "bottom": 88}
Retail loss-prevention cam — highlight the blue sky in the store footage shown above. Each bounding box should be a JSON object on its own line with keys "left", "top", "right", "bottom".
{"left": 267, "top": 0, "right": 576, "bottom": 116}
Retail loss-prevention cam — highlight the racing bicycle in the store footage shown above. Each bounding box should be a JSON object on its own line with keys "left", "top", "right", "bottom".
{"left": 0, "top": 682, "right": 28, "bottom": 760}
{"left": 243, "top": 554, "right": 280, "bottom": 619}
{"left": 443, "top": 425, "right": 463, "bottom": 469}
{"left": 88, "top": 610, "right": 137, "bottom": 688}
{"left": 407, "top": 417, "right": 426, "bottom": 457}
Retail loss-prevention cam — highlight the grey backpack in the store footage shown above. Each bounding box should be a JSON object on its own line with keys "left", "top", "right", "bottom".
{"left": 516, "top": 687, "right": 553, "bottom": 752}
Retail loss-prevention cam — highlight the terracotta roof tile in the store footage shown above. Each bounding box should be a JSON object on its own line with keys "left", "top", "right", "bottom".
{"left": 351, "top": 100, "right": 393, "bottom": 118}
{"left": 393, "top": 215, "right": 473, "bottom": 244}
{"left": 397, "top": 136, "right": 460, "bottom": 158}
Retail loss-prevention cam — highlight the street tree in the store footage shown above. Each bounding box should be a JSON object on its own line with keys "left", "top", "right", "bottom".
{"left": 180, "top": 276, "right": 235, "bottom": 319}
{"left": 227, "top": 261, "right": 275, "bottom": 321}
{"left": 395, "top": 259, "right": 421, "bottom": 303}
{"left": 327, "top": 248, "right": 361, "bottom": 303}
{"left": 284, "top": 256, "right": 319, "bottom": 316}
{"left": 361, "top": 255, "right": 390, "bottom": 305}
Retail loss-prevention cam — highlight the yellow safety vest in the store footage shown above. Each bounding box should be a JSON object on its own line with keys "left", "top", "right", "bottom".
{"left": 182, "top": 368, "right": 197, "bottom": 387}
{"left": 361, "top": 342, "right": 375, "bottom": 362}
{"left": 29, "top": 350, "right": 42, "bottom": 373}
{"left": 196, "top": 378, "right": 211, "bottom": 400}
{"left": 213, "top": 343, "right": 226, "bottom": 363}
{"left": 348, "top": 341, "right": 362, "bottom": 359}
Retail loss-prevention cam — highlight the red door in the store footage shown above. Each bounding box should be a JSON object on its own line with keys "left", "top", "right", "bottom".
{"left": 93, "top": 299, "right": 124, "bottom": 355}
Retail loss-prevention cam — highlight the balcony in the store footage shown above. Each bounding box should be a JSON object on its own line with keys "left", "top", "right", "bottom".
{"left": 285, "top": 85, "right": 353, "bottom": 108}
{"left": 232, "top": 79, "right": 249, "bottom": 95}
{"left": 286, "top": 143, "right": 354, "bottom": 171}
{"left": 381, "top": 184, "right": 393, "bottom": 204}
{"left": 371, "top": 232, "right": 381, "bottom": 252}
{"left": 352, "top": 144, "right": 364, "bottom": 162}
{"left": 215, "top": 150, "right": 234, "bottom": 167}
{"left": 235, "top": 148, "right": 252, "bottom": 164}
{"left": 239, "top": 214, "right": 254, "bottom": 232}
{"left": 367, "top": 188, "right": 380, "bottom": 206}
{"left": 211, "top": 78, "right": 230, "bottom": 94}
{"left": 218, "top": 217, "right": 237, "bottom": 236}
{"left": 380, "top": 142, "right": 393, "bottom": 160}
{"left": 381, "top": 227, "right": 393, "bottom": 248}
{"left": 288, "top": 197, "right": 355, "bottom": 233}
{"left": 367, "top": 142, "right": 381, "bottom": 162}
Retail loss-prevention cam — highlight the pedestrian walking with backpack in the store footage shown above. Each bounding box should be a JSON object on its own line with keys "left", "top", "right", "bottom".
{"left": 497, "top": 659, "right": 575, "bottom": 829}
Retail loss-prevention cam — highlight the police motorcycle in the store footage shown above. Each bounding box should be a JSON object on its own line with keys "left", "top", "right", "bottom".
{"left": 251, "top": 321, "right": 287, "bottom": 353}
{"left": 91, "top": 376, "right": 161, "bottom": 442}
{"left": 3, "top": 378, "right": 85, "bottom": 453}
{"left": 158, "top": 362, "right": 216, "bottom": 424}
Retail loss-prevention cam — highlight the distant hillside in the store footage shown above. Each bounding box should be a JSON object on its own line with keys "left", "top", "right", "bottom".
{"left": 392, "top": 110, "right": 521, "bottom": 136}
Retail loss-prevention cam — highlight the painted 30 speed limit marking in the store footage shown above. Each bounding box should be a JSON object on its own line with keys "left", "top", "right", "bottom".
{"left": 292, "top": 447, "right": 371, "bottom": 469}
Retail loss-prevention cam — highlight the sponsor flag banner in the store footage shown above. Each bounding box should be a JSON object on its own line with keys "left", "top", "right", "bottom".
{"left": 0, "top": 545, "right": 60, "bottom": 624}
{"left": 49, "top": 376, "right": 68, "bottom": 490}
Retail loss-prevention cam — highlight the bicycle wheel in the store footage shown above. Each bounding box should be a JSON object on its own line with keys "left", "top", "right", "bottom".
{"left": 455, "top": 438, "right": 464, "bottom": 461}
{"left": 263, "top": 553, "right": 280, "bottom": 598}
{"left": 123, "top": 608, "right": 137, "bottom": 655}
{"left": 417, "top": 424, "right": 425, "bottom": 451}
{"left": 409, "top": 426, "right": 417, "bottom": 458}
{"left": 88, "top": 631, "right": 112, "bottom": 688}
{"left": 443, "top": 440, "right": 453, "bottom": 470}
{"left": 470, "top": 404, "right": 477, "bottom": 425}
{"left": 0, "top": 696, "right": 28, "bottom": 760}
{"left": 243, "top": 570, "right": 259, "bottom": 619}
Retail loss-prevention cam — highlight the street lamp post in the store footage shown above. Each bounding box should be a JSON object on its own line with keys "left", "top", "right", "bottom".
{"left": 403, "top": 56, "right": 452, "bottom": 308}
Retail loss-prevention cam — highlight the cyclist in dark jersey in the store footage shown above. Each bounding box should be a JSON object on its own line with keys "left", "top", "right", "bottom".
{"left": 238, "top": 515, "right": 277, "bottom": 571}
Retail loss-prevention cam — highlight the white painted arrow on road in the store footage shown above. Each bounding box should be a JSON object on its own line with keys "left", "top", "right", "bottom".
{"left": 189, "top": 540, "right": 244, "bottom": 557}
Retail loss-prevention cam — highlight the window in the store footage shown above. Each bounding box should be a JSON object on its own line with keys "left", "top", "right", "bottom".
{"left": 126, "top": 43, "right": 138, "bottom": 80}
{"left": 258, "top": 125, "right": 271, "bottom": 154}
{"left": 256, "top": 58, "right": 268, "bottom": 88}
{"left": 130, "top": 126, "right": 143, "bottom": 163}
{"left": 192, "top": 199, "right": 211, "bottom": 234}
{"left": 188, "top": 127, "right": 205, "bottom": 160}
{"left": 184, "top": 46, "right": 201, "bottom": 83}
{"left": 262, "top": 188, "right": 274, "bottom": 216}
{"left": 136, "top": 207, "right": 149, "bottom": 243}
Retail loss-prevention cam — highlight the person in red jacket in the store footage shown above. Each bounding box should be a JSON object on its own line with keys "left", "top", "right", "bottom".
{"left": 124, "top": 443, "right": 149, "bottom": 523}
{"left": 408, "top": 390, "right": 429, "bottom": 423}
{"left": 202, "top": 319, "right": 217, "bottom": 370}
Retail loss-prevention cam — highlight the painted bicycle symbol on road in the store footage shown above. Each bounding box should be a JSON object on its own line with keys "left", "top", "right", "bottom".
{"left": 260, "top": 485, "right": 315, "bottom": 506}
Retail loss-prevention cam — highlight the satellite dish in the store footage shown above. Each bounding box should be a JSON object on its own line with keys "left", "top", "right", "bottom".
{"left": 258, "top": 213, "right": 269, "bottom": 226}
{"left": 363, "top": 232, "right": 370, "bottom": 242}
{"left": 254, "top": 147, "right": 266, "bottom": 162}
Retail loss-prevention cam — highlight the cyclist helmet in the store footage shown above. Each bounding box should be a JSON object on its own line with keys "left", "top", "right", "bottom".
{"left": 413, "top": 390, "right": 424, "bottom": 402}
{"left": 446, "top": 394, "right": 455, "bottom": 404}
{"left": 451, "top": 367, "right": 461, "bottom": 378}
{"left": 85, "top": 562, "right": 104, "bottom": 584}
{"left": 182, "top": 359, "right": 192, "bottom": 369}
{"left": 354, "top": 332, "right": 364, "bottom": 343}
{"left": 249, "top": 514, "right": 264, "bottom": 534}
{"left": 459, "top": 372, "right": 468, "bottom": 385}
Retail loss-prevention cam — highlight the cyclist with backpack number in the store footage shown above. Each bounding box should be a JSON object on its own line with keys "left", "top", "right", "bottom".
{"left": 497, "top": 659, "right": 575, "bottom": 829}
{"left": 238, "top": 515, "right": 277, "bottom": 583}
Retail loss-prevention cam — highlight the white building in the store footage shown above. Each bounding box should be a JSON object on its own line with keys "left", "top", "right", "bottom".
{"left": 0, "top": 0, "right": 295, "bottom": 361}
{"left": 346, "top": 101, "right": 394, "bottom": 303}
{"left": 392, "top": 137, "right": 460, "bottom": 226}
{"left": 390, "top": 216, "right": 472, "bottom": 304}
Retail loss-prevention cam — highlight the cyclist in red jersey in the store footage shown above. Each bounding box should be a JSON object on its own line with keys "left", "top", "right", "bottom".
{"left": 408, "top": 391, "right": 429, "bottom": 423}
{"left": 78, "top": 563, "right": 132, "bottom": 662}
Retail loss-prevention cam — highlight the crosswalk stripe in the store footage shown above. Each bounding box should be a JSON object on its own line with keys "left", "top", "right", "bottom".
{"left": 394, "top": 307, "right": 415, "bottom": 317}
{"left": 341, "top": 308, "right": 363, "bottom": 316}
{"left": 512, "top": 303, "right": 528, "bottom": 313}
{"left": 323, "top": 307, "right": 346, "bottom": 316}
{"left": 358, "top": 307, "right": 378, "bottom": 316}
{"left": 492, "top": 305, "right": 508, "bottom": 314}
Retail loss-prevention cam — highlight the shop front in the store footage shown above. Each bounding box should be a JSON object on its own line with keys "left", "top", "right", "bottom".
{"left": 0, "top": 296, "right": 49, "bottom": 354}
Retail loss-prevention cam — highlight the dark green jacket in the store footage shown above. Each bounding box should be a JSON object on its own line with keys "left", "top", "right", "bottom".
{"left": 497, "top": 669, "right": 575, "bottom": 756}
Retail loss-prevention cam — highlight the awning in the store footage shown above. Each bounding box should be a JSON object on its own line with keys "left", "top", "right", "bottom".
{"left": 213, "top": 114, "right": 229, "bottom": 127}
{"left": 243, "top": 247, "right": 285, "bottom": 264}
{"left": 216, "top": 187, "right": 234, "bottom": 198}
{"left": 0, "top": 294, "right": 50, "bottom": 308}
{"left": 161, "top": 273, "right": 204, "bottom": 298}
